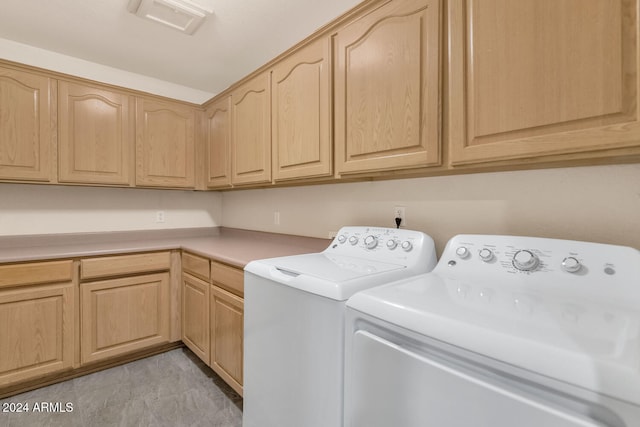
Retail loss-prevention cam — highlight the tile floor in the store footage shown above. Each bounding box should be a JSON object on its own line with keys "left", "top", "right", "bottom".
{"left": 0, "top": 348, "right": 243, "bottom": 427}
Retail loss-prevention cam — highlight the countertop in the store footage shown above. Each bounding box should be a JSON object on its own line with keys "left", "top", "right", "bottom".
{"left": 0, "top": 227, "right": 331, "bottom": 268}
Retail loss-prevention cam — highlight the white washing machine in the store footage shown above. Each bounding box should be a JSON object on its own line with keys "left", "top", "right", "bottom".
{"left": 243, "top": 226, "right": 438, "bottom": 427}
{"left": 345, "top": 234, "right": 640, "bottom": 427}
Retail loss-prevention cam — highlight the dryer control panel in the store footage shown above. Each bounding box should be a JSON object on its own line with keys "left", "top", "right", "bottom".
{"left": 436, "top": 234, "right": 640, "bottom": 305}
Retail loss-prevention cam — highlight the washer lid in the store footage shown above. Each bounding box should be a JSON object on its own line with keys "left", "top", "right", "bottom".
{"left": 347, "top": 274, "right": 640, "bottom": 406}
{"left": 245, "top": 253, "right": 405, "bottom": 300}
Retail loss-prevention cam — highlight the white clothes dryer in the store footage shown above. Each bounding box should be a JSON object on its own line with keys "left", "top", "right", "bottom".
{"left": 243, "top": 226, "right": 438, "bottom": 427}
{"left": 345, "top": 234, "right": 640, "bottom": 427}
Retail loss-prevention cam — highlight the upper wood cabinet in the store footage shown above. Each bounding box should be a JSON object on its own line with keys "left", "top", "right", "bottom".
{"left": 0, "top": 66, "right": 55, "bottom": 182}
{"left": 448, "top": 0, "right": 640, "bottom": 165}
{"left": 333, "top": 0, "right": 441, "bottom": 175}
{"left": 231, "top": 73, "right": 272, "bottom": 186}
{"left": 135, "top": 98, "right": 196, "bottom": 188}
{"left": 58, "top": 81, "right": 134, "bottom": 185}
{"left": 205, "top": 96, "right": 232, "bottom": 188}
{"left": 271, "top": 38, "right": 332, "bottom": 181}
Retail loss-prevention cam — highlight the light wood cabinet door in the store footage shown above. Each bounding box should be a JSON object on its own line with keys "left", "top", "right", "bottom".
{"left": 231, "top": 73, "right": 271, "bottom": 186}
{"left": 182, "top": 274, "right": 210, "bottom": 364}
{"left": 210, "top": 285, "right": 243, "bottom": 396}
{"left": 58, "top": 81, "right": 133, "bottom": 185}
{"left": 205, "top": 96, "right": 232, "bottom": 188}
{"left": 0, "top": 282, "right": 74, "bottom": 386}
{"left": 0, "top": 66, "right": 55, "bottom": 182}
{"left": 136, "top": 98, "right": 195, "bottom": 188}
{"left": 80, "top": 272, "right": 170, "bottom": 364}
{"left": 272, "top": 38, "right": 332, "bottom": 181}
{"left": 448, "top": 0, "right": 640, "bottom": 165}
{"left": 334, "top": 0, "right": 441, "bottom": 175}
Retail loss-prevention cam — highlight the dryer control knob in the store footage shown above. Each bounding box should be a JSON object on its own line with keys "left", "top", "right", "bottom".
{"left": 386, "top": 239, "right": 398, "bottom": 250}
{"left": 456, "top": 246, "right": 470, "bottom": 259}
{"left": 479, "top": 248, "right": 494, "bottom": 262}
{"left": 337, "top": 235, "right": 347, "bottom": 244}
{"left": 364, "top": 235, "right": 378, "bottom": 249}
{"left": 513, "top": 250, "right": 539, "bottom": 271}
{"left": 348, "top": 236, "right": 359, "bottom": 245}
{"left": 561, "top": 257, "right": 582, "bottom": 273}
{"left": 401, "top": 241, "right": 413, "bottom": 252}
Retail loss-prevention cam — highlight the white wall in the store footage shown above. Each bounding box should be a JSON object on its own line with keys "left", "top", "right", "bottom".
{"left": 222, "top": 164, "right": 640, "bottom": 253}
{"left": 0, "top": 184, "right": 222, "bottom": 236}
{"left": 0, "top": 38, "right": 214, "bottom": 104}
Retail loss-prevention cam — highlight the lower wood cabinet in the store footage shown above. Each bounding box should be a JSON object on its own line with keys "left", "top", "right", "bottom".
{"left": 210, "top": 285, "right": 244, "bottom": 395}
{"left": 182, "top": 273, "right": 210, "bottom": 364}
{"left": 80, "top": 273, "right": 170, "bottom": 364}
{"left": 80, "top": 252, "right": 172, "bottom": 365}
{"left": 181, "top": 254, "right": 244, "bottom": 396}
{"left": 0, "top": 260, "right": 75, "bottom": 387}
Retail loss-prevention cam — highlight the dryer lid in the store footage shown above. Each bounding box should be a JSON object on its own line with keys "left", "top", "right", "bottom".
{"left": 347, "top": 273, "right": 640, "bottom": 406}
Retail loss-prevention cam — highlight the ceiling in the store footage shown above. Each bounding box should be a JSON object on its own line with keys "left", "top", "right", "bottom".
{"left": 0, "top": 0, "right": 362, "bottom": 96}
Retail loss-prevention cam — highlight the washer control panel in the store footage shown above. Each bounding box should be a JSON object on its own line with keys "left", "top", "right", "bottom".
{"left": 325, "top": 226, "right": 437, "bottom": 270}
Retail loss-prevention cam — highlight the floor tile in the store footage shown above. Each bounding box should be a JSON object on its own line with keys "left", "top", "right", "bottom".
{"left": 0, "top": 348, "right": 243, "bottom": 427}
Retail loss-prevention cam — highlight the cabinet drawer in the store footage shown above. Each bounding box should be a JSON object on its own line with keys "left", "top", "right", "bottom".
{"left": 211, "top": 261, "right": 243, "bottom": 297}
{"left": 81, "top": 252, "right": 170, "bottom": 280}
{"left": 0, "top": 260, "right": 73, "bottom": 289}
{"left": 182, "top": 252, "right": 210, "bottom": 281}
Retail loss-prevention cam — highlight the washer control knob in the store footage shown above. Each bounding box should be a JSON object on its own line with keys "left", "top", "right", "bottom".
{"left": 364, "top": 235, "right": 378, "bottom": 249}
{"left": 348, "top": 236, "right": 359, "bottom": 246}
{"left": 479, "top": 248, "right": 494, "bottom": 262}
{"left": 386, "top": 239, "right": 398, "bottom": 250}
{"left": 337, "top": 235, "right": 347, "bottom": 244}
{"left": 513, "top": 250, "right": 539, "bottom": 271}
{"left": 456, "top": 246, "right": 470, "bottom": 259}
{"left": 562, "top": 257, "right": 582, "bottom": 273}
{"left": 401, "top": 241, "right": 413, "bottom": 252}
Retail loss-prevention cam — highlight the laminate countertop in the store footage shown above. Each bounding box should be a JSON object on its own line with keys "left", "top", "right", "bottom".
{"left": 0, "top": 227, "right": 331, "bottom": 268}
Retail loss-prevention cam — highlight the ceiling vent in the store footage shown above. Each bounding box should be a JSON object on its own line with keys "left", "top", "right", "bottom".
{"left": 127, "top": 0, "right": 213, "bottom": 35}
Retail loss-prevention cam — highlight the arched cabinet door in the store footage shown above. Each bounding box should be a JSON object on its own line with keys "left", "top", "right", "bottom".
{"left": 58, "top": 81, "right": 133, "bottom": 185}
{"left": 205, "top": 96, "right": 232, "bottom": 189}
{"left": 271, "top": 38, "right": 332, "bottom": 181}
{"left": 231, "top": 73, "right": 272, "bottom": 186}
{"left": 0, "top": 66, "right": 55, "bottom": 182}
{"left": 448, "top": 0, "right": 640, "bottom": 166}
{"left": 135, "top": 97, "right": 196, "bottom": 188}
{"left": 334, "top": 0, "right": 442, "bottom": 175}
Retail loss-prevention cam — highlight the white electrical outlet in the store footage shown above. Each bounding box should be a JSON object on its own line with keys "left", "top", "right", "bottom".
{"left": 156, "top": 211, "right": 165, "bottom": 223}
{"left": 394, "top": 206, "right": 406, "bottom": 227}
{"left": 274, "top": 211, "right": 280, "bottom": 225}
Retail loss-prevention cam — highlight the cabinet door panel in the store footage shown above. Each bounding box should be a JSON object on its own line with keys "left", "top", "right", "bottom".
{"left": 81, "top": 273, "right": 170, "bottom": 364}
{"left": 0, "top": 282, "right": 74, "bottom": 386}
{"left": 448, "top": 0, "right": 640, "bottom": 164}
{"left": 58, "top": 81, "right": 133, "bottom": 185}
{"left": 334, "top": 0, "right": 441, "bottom": 174}
{"left": 182, "top": 274, "right": 210, "bottom": 363}
{"left": 210, "top": 285, "right": 243, "bottom": 396}
{"left": 136, "top": 98, "right": 195, "bottom": 188}
{"left": 205, "top": 96, "right": 232, "bottom": 188}
{"left": 272, "top": 39, "right": 332, "bottom": 181}
{"left": 231, "top": 73, "right": 271, "bottom": 185}
{"left": 0, "top": 67, "right": 54, "bottom": 182}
